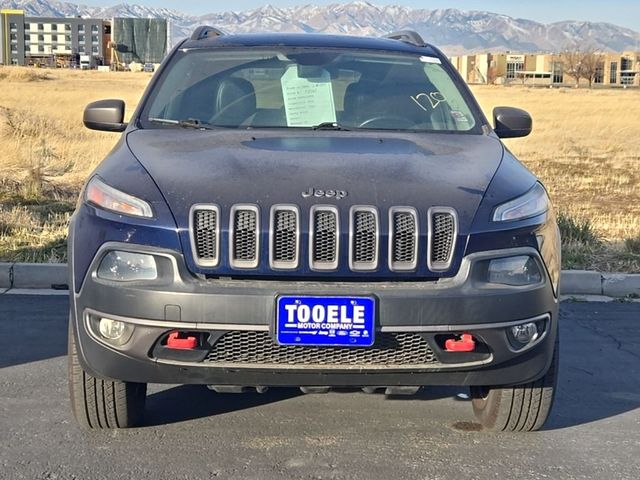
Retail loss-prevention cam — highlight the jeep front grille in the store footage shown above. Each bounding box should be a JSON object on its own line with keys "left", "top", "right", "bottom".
{"left": 230, "top": 205, "right": 259, "bottom": 269}
{"left": 350, "top": 207, "right": 378, "bottom": 271}
{"left": 389, "top": 207, "right": 418, "bottom": 271}
{"left": 191, "top": 205, "right": 219, "bottom": 267}
{"left": 428, "top": 208, "right": 457, "bottom": 271}
{"left": 190, "top": 204, "right": 457, "bottom": 274}
{"left": 270, "top": 205, "right": 299, "bottom": 269}
{"left": 310, "top": 206, "right": 339, "bottom": 270}
{"left": 204, "top": 331, "right": 438, "bottom": 368}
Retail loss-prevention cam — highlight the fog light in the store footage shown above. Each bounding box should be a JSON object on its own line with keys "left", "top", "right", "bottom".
{"left": 510, "top": 322, "right": 539, "bottom": 344}
{"left": 97, "top": 251, "right": 157, "bottom": 282}
{"left": 99, "top": 318, "right": 126, "bottom": 340}
{"left": 487, "top": 256, "right": 541, "bottom": 286}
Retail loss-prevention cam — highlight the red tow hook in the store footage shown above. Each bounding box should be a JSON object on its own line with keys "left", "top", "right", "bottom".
{"left": 445, "top": 333, "right": 476, "bottom": 352}
{"left": 166, "top": 332, "right": 198, "bottom": 350}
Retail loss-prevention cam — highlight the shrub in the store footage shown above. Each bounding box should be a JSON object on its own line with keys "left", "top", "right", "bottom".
{"left": 557, "top": 212, "right": 600, "bottom": 246}
{"left": 625, "top": 235, "right": 640, "bottom": 255}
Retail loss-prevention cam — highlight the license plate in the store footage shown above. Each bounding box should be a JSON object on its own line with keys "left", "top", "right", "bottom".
{"left": 276, "top": 295, "right": 375, "bottom": 347}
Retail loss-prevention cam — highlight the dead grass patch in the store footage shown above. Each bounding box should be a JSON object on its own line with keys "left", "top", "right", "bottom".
{"left": 0, "top": 66, "right": 52, "bottom": 82}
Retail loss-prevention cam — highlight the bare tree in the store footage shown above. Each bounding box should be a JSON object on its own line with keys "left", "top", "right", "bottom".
{"left": 561, "top": 49, "right": 585, "bottom": 87}
{"left": 580, "top": 50, "right": 605, "bottom": 88}
{"left": 561, "top": 49, "right": 605, "bottom": 88}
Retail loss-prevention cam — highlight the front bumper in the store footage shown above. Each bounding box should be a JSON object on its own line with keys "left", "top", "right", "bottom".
{"left": 70, "top": 243, "right": 559, "bottom": 387}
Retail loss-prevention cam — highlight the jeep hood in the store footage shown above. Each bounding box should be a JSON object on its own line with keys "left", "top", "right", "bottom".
{"left": 126, "top": 129, "right": 503, "bottom": 235}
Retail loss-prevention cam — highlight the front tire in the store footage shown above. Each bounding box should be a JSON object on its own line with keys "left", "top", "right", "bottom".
{"left": 68, "top": 319, "right": 147, "bottom": 429}
{"left": 470, "top": 342, "right": 558, "bottom": 432}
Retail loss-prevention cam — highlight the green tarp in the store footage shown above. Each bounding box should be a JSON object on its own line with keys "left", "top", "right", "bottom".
{"left": 113, "top": 18, "right": 167, "bottom": 64}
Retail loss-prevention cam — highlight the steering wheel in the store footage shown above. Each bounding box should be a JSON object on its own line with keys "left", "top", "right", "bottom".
{"left": 358, "top": 116, "right": 416, "bottom": 129}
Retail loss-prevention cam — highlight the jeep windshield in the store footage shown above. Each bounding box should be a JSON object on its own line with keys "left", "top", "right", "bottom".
{"left": 142, "top": 48, "right": 481, "bottom": 133}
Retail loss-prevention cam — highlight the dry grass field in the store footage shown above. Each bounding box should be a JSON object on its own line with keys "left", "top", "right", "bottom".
{"left": 0, "top": 66, "right": 638, "bottom": 272}
{"left": 471, "top": 85, "right": 640, "bottom": 272}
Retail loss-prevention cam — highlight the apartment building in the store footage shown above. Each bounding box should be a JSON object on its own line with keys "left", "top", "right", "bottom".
{"left": 450, "top": 51, "right": 640, "bottom": 87}
{"left": 1, "top": 10, "right": 108, "bottom": 66}
{"left": 1, "top": 10, "right": 167, "bottom": 69}
{"left": 0, "top": 9, "right": 25, "bottom": 65}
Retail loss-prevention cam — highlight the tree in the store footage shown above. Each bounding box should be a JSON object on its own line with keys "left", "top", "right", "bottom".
{"left": 561, "top": 50, "right": 584, "bottom": 87}
{"left": 561, "top": 49, "right": 605, "bottom": 88}
{"left": 580, "top": 51, "right": 605, "bottom": 88}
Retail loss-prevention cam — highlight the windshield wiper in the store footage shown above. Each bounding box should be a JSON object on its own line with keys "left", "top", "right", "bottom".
{"left": 149, "top": 117, "right": 215, "bottom": 130}
{"left": 312, "top": 122, "right": 351, "bottom": 131}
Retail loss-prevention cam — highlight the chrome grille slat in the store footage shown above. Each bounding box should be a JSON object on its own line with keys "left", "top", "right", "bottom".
{"left": 310, "top": 206, "right": 339, "bottom": 271}
{"left": 389, "top": 207, "right": 418, "bottom": 271}
{"left": 350, "top": 206, "right": 379, "bottom": 271}
{"left": 229, "top": 205, "right": 259, "bottom": 269}
{"left": 270, "top": 205, "right": 299, "bottom": 269}
{"left": 204, "top": 331, "right": 439, "bottom": 367}
{"left": 428, "top": 207, "right": 458, "bottom": 271}
{"left": 190, "top": 204, "right": 220, "bottom": 267}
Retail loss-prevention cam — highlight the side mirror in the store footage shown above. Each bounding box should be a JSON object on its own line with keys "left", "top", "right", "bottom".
{"left": 493, "top": 107, "right": 532, "bottom": 139}
{"left": 83, "top": 99, "right": 127, "bottom": 132}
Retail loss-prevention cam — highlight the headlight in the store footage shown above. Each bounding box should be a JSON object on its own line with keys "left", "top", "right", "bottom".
{"left": 493, "top": 183, "right": 548, "bottom": 222}
{"left": 487, "top": 255, "right": 542, "bottom": 286}
{"left": 97, "top": 251, "right": 158, "bottom": 281}
{"left": 85, "top": 176, "right": 153, "bottom": 218}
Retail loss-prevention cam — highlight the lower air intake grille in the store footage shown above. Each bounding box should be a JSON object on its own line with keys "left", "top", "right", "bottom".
{"left": 192, "top": 207, "right": 218, "bottom": 266}
{"left": 205, "top": 331, "right": 438, "bottom": 367}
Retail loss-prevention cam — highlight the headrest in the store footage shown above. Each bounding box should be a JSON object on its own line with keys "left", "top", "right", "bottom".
{"left": 214, "top": 77, "right": 257, "bottom": 126}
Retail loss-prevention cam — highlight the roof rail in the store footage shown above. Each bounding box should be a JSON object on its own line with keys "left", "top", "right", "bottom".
{"left": 384, "top": 30, "right": 425, "bottom": 47}
{"left": 191, "top": 26, "right": 225, "bottom": 41}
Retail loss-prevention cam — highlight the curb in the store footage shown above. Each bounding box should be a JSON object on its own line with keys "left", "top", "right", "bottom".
{"left": 0, "top": 263, "right": 68, "bottom": 289}
{"left": 560, "top": 270, "right": 640, "bottom": 297}
{"left": 1, "top": 262, "right": 638, "bottom": 297}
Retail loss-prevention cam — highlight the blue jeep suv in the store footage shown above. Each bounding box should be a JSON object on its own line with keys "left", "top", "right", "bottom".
{"left": 68, "top": 28, "right": 561, "bottom": 431}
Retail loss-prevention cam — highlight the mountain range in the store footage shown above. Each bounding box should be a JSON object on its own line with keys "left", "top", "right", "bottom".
{"left": 1, "top": 0, "right": 639, "bottom": 54}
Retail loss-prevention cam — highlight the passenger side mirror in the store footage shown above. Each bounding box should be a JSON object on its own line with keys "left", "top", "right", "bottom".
{"left": 493, "top": 107, "right": 532, "bottom": 139}
{"left": 83, "top": 99, "right": 127, "bottom": 132}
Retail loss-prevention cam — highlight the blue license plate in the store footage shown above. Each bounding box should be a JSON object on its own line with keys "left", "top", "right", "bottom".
{"left": 276, "top": 296, "right": 375, "bottom": 347}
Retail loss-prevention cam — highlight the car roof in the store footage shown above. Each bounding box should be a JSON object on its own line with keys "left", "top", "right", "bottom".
{"left": 180, "top": 32, "right": 440, "bottom": 57}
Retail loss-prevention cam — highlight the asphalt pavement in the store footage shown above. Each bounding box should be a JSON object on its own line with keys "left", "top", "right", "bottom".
{"left": 0, "top": 294, "right": 639, "bottom": 479}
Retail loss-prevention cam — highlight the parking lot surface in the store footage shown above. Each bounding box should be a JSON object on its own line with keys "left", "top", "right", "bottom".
{"left": 1, "top": 294, "right": 639, "bottom": 479}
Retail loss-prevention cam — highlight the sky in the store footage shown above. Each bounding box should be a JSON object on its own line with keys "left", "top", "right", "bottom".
{"left": 76, "top": 0, "right": 640, "bottom": 30}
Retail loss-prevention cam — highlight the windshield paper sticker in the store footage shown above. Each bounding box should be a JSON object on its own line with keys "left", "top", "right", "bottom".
{"left": 451, "top": 111, "right": 470, "bottom": 123}
{"left": 281, "top": 65, "right": 337, "bottom": 127}
{"left": 420, "top": 56, "right": 442, "bottom": 64}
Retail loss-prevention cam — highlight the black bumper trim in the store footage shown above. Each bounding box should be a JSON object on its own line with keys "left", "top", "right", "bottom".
{"left": 70, "top": 242, "right": 559, "bottom": 387}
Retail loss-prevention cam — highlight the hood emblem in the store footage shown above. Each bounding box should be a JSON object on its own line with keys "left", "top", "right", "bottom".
{"left": 302, "top": 187, "right": 348, "bottom": 200}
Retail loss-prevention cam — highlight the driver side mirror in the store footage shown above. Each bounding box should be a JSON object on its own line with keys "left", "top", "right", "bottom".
{"left": 83, "top": 99, "right": 127, "bottom": 132}
{"left": 493, "top": 107, "right": 532, "bottom": 139}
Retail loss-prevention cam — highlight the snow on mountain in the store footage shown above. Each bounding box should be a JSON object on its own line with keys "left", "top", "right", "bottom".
{"left": 1, "top": 0, "right": 639, "bottom": 54}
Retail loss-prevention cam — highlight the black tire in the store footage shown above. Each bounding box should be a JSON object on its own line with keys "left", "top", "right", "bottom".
{"left": 470, "top": 341, "right": 559, "bottom": 432}
{"left": 68, "top": 319, "right": 147, "bottom": 429}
